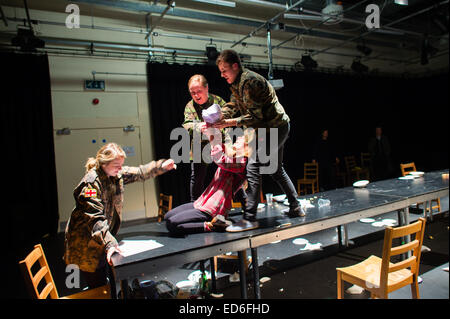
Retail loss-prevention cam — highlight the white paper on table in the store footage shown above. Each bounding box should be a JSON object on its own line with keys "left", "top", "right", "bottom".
{"left": 118, "top": 239, "right": 163, "bottom": 257}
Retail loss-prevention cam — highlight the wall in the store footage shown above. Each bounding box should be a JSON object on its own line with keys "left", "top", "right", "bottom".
{"left": 49, "top": 54, "right": 159, "bottom": 231}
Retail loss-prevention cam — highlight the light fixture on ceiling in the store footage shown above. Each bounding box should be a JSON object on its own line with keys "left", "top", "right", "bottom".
{"left": 191, "top": 0, "right": 236, "bottom": 7}
{"left": 283, "top": 13, "right": 323, "bottom": 21}
{"left": 351, "top": 57, "right": 369, "bottom": 73}
{"left": 301, "top": 52, "right": 318, "bottom": 69}
{"left": 205, "top": 41, "right": 219, "bottom": 65}
{"left": 394, "top": 0, "right": 408, "bottom": 5}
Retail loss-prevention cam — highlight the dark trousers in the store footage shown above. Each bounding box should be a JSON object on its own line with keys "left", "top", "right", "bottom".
{"left": 190, "top": 162, "right": 208, "bottom": 202}
{"left": 80, "top": 255, "right": 115, "bottom": 293}
{"left": 165, "top": 203, "right": 211, "bottom": 235}
{"left": 245, "top": 123, "right": 298, "bottom": 221}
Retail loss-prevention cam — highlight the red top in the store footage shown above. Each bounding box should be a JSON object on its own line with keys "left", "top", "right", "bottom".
{"left": 194, "top": 144, "right": 246, "bottom": 217}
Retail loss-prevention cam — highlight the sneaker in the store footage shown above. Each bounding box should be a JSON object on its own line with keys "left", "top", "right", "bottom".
{"left": 282, "top": 206, "right": 306, "bottom": 218}
{"left": 210, "top": 215, "right": 232, "bottom": 232}
{"left": 226, "top": 219, "right": 259, "bottom": 232}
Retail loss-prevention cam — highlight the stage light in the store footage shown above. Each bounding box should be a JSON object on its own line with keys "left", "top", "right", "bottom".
{"left": 351, "top": 58, "right": 369, "bottom": 73}
{"left": 11, "top": 27, "right": 45, "bottom": 52}
{"left": 300, "top": 53, "right": 318, "bottom": 69}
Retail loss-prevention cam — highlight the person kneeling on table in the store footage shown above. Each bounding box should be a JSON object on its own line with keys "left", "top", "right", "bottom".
{"left": 165, "top": 108, "right": 248, "bottom": 236}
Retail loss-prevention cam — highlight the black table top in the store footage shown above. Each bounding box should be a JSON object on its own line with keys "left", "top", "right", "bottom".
{"left": 111, "top": 169, "right": 448, "bottom": 271}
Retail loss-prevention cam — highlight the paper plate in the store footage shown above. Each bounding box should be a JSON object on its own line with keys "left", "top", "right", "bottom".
{"left": 273, "top": 194, "right": 286, "bottom": 202}
{"left": 399, "top": 176, "right": 414, "bottom": 180}
{"left": 409, "top": 171, "right": 424, "bottom": 177}
{"left": 382, "top": 219, "right": 397, "bottom": 225}
{"left": 353, "top": 180, "right": 369, "bottom": 188}
{"left": 359, "top": 218, "right": 375, "bottom": 223}
{"left": 292, "top": 238, "right": 309, "bottom": 245}
{"left": 371, "top": 221, "right": 386, "bottom": 227}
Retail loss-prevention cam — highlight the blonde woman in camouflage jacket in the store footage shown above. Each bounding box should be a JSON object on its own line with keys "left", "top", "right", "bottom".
{"left": 182, "top": 74, "right": 227, "bottom": 202}
{"left": 64, "top": 143, "right": 176, "bottom": 288}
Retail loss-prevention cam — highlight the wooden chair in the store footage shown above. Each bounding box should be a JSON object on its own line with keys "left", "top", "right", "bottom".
{"left": 360, "top": 152, "right": 371, "bottom": 180}
{"left": 400, "top": 162, "right": 441, "bottom": 215}
{"left": 157, "top": 193, "right": 173, "bottom": 222}
{"left": 213, "top": 251, "right": 251, "bottom": 274}
{"left": 337, "top": 217, "right": 426, "bottom": 299}
{"left": 19, "top": 244, "right": 110, "bottom": 299}
{"left": 297, "top": 162, "right": 319, "bottom": 195}
{"left": 344, "top": 155, "right": 369, "bottom": 183}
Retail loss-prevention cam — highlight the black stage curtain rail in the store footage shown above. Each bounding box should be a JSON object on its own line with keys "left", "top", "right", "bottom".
{"left": 1, "top": 52, "right": 59, "bottom": 298}
{"left": 147, "top": 61, "right": 449, "bottom": 204}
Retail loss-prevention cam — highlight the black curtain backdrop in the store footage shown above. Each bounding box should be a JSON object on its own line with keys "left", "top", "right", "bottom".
{"left": 148, "top": 61, "right": 448, "bottom": 204}
{"left": 1, "top": 52, "right": 59, "bottom": 298}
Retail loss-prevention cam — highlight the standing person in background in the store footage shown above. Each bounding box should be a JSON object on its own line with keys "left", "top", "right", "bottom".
{"left": 368, "top": 125, "right": 394, "bottom": 181}
{"left": 312, "top": 128, "right": 339, "bottom": 191}
{"left": 64, "top": 143, "right": 176, "bottom": 289}
{"left": 213, "top": 49, "right": 303, "bottom": 232}
{"left": 182, "top": 74, "right": 227, "bottom": 202}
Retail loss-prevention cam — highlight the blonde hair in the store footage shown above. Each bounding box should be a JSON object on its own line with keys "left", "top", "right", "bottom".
{"left": 188, "top": 74, "right": 208, "bottom": 88}
{"left": 85, "top": 143, "right": 127, "bottom": 172}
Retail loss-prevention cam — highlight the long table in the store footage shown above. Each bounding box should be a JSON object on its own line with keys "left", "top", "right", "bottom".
{"left": 111, "top": 170, "right": 448, "bottom": 299}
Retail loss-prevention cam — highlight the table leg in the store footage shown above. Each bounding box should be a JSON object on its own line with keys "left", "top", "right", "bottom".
{"left": 238, "top": 250, "right": 247, "bottom": 299}
{"left": 337, "top": 226, "right": 342, "bottom": 249}
{"left": 209, "top": 257, "right": 217, "bottom": 294}
{"left": 428, "top": 200, "right": 434, "bottom": 221}
{"left": 404, "top": 206, "right": 411, "bottom": 258}
{"left": 120, "top": 279, "right": 129, "bottom": 299}
{"left": 343, "top": 224, "right": 349, "bottom": 247}
{"left": 251, "top": 248, "right": 261, "bottom": 299}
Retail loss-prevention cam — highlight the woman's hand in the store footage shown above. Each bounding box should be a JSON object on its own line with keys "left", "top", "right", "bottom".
{"left": 106, "top": 246, "right": 123, "bottom": 266}
{"left": 162, "top": 158, "right": 177, "bottom": 171}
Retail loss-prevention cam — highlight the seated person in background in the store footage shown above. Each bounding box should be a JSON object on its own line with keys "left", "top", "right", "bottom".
{"left": 165, "top": 106, "right": 248, "bottom": 236}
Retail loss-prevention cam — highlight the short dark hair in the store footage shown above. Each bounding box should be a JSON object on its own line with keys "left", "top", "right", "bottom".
{"left": 216, "top": 49, "right": 242, "bottom": 69}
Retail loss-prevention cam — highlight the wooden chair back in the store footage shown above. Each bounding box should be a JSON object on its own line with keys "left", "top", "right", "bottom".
{"left": 400, "top": 162, "right": 416, "bottom": 176}
{"left": 379, "top": 218, "right": 426, "bottom": 291}
{"left": 344, "top": 156, "right": 357, "bottom": 172}
{"left": 19, "top": 244, "right": 59, "bottom": 299}
{"left": 304, "top": 162, "right": 318, "bottom": 180}
{"left": 158, "top": 193, "right": 173, "bottom": 222}
{"left": 360, "top": 152, "right": 371, "bottom": 168}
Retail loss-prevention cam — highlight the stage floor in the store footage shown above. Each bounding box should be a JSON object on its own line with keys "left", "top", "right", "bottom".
{"left": 46, "top": 196, "right": 448, "bottom": 299}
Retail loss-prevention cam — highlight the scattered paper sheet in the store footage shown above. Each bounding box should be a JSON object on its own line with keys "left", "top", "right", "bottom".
{"left": 118, "top": 239, "right": 163, "bottom": 257}
{"left": 346, "top": 284, "right": 365, "bottom": 294}
{"left": 300, "top": 242, "right": 322, "bottom": 251}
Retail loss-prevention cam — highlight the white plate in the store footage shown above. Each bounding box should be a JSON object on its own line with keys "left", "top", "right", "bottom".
{"left": 399, "top": 176, "right": 414, "bottom": 180}
{"left": 359, "top": 218, "right": 375, "bottom": 223}
{"left": 292, "top": 238, "right": 309, "bottom": 245}
{"left": 409, "top": 171, "right": 424, "bottom": 177}
{"left": 371, "top": 221, "right": 386, "bottom": 227}
{"left": 273, "top": 194, "right": 286, "bottom": 202}
{"left": 353, "top": 180, "right": 369, "bottom": 188}
{"left": 382, "top": 219, "right": 397, "bottom": 225}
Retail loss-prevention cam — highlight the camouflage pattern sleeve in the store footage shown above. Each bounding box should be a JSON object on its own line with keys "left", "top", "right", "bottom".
{"left": 121, "top": 159, "right": 168, "bottom": 185}
{"left": 182, "top": 100, "right": 202, "bottom": 135}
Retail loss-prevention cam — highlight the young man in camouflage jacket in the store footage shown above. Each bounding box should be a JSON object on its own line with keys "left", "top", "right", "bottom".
{"left": 213, "top": 50, "right": 304, "bottom": 232}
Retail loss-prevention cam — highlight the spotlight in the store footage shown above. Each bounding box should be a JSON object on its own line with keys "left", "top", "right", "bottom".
{"left": 11, "top": 27, "right": 45, "bottom": 52}
{"left": 351, "top": 57, "right": 369, "bottom": 73}
{"left": 300, "top": 53, "right": 318, "bottom": 69}
{"left": 205, "top": 45, "right": 219, "bottom": 65}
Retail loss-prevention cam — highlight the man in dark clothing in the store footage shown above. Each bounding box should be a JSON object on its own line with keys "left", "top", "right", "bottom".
{"left": 312, "top": 129, "right": 339, "bottom": 191}
{"left": 368, "top": 126, "right": 394, "bottom": 181}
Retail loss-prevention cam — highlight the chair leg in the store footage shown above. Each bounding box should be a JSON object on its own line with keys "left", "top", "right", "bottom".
{"left": 337, "top": 271, "right": 344, "bottom": 299}
{"left": 411, "top": 275, "right": 420, "bottom": 299}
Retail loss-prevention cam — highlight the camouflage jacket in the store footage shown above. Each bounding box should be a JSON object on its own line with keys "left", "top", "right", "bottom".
{"left": 182, "top": 93, "right": 227, "bottom": 161}
{"left": 222, "top": 68, "right": 290, "bottom": 128}
{"left": 182, "top": 93, "right": 227, "bottom": 135}
{"left": 64, "top": 160, "right": 168, "bottom": 272}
